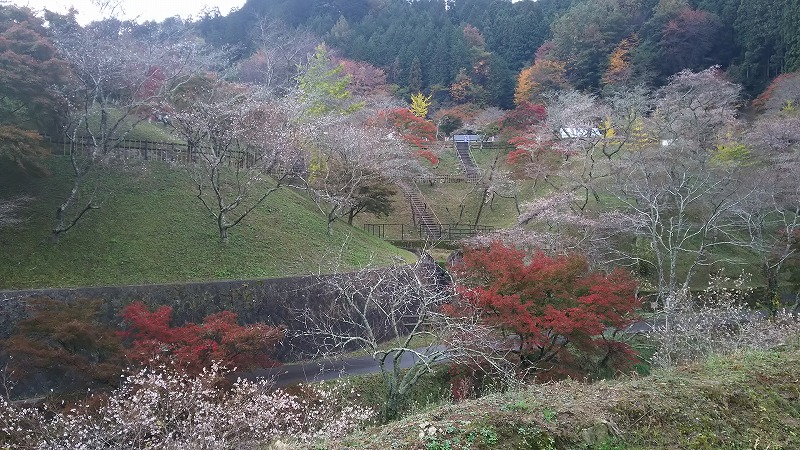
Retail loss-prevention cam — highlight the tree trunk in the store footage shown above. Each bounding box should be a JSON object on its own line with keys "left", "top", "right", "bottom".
{"left": 218, "top": 214, "right": 228, "bottom": 243}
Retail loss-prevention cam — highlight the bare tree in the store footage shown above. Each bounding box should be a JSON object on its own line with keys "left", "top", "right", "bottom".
{"left": 168, "top": 78, "right": 302, "bottom": 242}
{"left": 739, "top": 115, "right": 800, "bottom": 309}
{"left": 50, "top": 18, "right": 208, "bottom": 242}
{"left": 299, "top": 255, "right": 513, "bottom": 420}
{"left": 238, "top": 18, "right": 318, "bottom": 92}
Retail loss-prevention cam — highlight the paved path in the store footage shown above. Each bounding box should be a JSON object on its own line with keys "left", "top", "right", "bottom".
{"left": 243, "top": 311, "right": 782, "bottom": 387}
{"left": 239, "top": 348, "right": 444, "bottom": 387}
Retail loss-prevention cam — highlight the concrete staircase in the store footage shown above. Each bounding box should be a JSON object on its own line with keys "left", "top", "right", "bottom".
{"left": 397, "top": 181, "right": 441, "bottom": 240}
{"left": 454, "top": 141, "right": 480, "bottom": 180}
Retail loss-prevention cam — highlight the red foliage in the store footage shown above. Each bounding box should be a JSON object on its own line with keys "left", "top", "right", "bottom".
{"left": 139, "top": 66, "right": 166, "bottom": 100}
{"left": 120, "top": 302, "right": 284, "bottom": 374}
{"left": 2, "top": 299, "right": 125, "bottom": 390}
{"left": 753, "top": 71, "right": 800, "bottom": 112}
{"left": 447, "top": 242, "right": 640, "bottom": 377}
{"left": 499, "top": 102, "right": 547, "bottom": 134}
{"left": 660, "top": 8, "right": 719, "bottom": 72}
{"left": 506, "top": 123, "right": 563, "bottom": 166}
{"left": 378, "top": 108, "right": 439, "bottom": 164}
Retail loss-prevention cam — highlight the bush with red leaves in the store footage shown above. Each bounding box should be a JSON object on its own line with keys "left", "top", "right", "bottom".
{"left": 120, "top": 302, "right": 284, "bottom": 374}
{"left": 447, "top": 242, "right": 640, "bottom": 379}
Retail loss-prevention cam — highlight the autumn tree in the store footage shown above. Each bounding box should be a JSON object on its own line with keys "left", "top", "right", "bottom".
{"left": 514, "top": 58, "right": 569, "bottom": 105}
{"left": 547, "top": 0, "right": 638, "bottom": 90}
{"left": 602, "top": 34, "right": 638, "bottom": 87}
{"left": 168, "top": 77, "right": 302, "bottom": 243}
{"left": 297, "top": 43, "right": 362, "bottom": 117}
{"left": 0, "top": 5, "right": 70, "bottom": 173}
{"left": 449, "top": 242, "right": 640, "bottom": 378}
{"left": 379, "top": 108, "right": 439, "bottom": 165}
{"left": 2, "top": 299, "right": 125, "bottom": 395}
{"left": 333, "top": 56, "right": 390, "bottom": 96}
{"left": 409, "top": 91, "right": 432, "bottom": 118}
{"left": 509, "top": 68, "right": 756, "bottom": 311}
{"left": 300, "top": 255, "right": 509, "bottom": 420}
{"left": 449, "top": 68, "right": 476, "bottom": 104}
{"left": 659, "top": 7, "right": 721, "bottom": 75}
{"left": 120, "top": 302, "right": 285, "bottom": 375}
{"left": 752, "top": 71, "right": 800, "bottom": 115}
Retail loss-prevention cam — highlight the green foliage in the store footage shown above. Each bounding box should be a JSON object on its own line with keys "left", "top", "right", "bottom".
{"left": 712, "top": 141, "right": 750, "bottom": 164}
{"left": 298, "top": 44, "right": 362, "bottom": 117}
{"left": 306, "top": 349, "right": 800, "bottom": 449}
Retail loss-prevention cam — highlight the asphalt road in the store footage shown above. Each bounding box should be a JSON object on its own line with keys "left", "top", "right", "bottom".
{"left": 241, "top": 311, "right": 781, "bottom": 387}
{"left": 239, "top": 348, "right": 444, "bottom": 387}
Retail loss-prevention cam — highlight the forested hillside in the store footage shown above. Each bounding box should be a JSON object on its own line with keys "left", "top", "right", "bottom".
{"left": 198, "top": 0, "right": 800, "bottom": 105}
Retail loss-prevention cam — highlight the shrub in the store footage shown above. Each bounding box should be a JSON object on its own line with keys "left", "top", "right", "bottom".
{"left": 120, "top": 302, "right": 284, "bottom": 375}
{"left": 0, "top": 362, "right": 374, "bottom": 449}
{"left": 1, "top": 298, "right": 124, "bottom": 395}
{"left": 647, "top": 272, "right": 800, "bottom": 368}
{"left": 447, "top": 242, "right": 640, "bottom": 379}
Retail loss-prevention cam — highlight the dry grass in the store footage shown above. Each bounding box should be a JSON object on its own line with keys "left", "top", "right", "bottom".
{"left": 303, "top": 344, "right": 800, "bottom": 449}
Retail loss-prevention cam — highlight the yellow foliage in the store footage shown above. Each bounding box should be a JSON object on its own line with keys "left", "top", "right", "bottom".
{"left": 410, "top": 92, "right": 433, "bottom": 118}
{"left": 514, "top": 66, "right": 536, "bottom": 105}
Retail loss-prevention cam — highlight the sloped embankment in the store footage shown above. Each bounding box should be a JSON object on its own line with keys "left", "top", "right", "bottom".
{"left": 311, "top": 347, "right": 800, "bottom": 449}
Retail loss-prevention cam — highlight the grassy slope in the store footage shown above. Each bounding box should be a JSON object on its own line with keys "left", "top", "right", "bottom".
{"left": 0, "top": 158, "right": 411, "bottom": 289}
{"left": 356, "top": 141, "right": 766, "bottom": 289}
{"left": 310, "top": 347, "right": 800, "bottom": 449}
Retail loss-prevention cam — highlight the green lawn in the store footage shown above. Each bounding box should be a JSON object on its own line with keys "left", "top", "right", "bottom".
{"left": 0, "top": 157, "right": 411, "bottom": 289}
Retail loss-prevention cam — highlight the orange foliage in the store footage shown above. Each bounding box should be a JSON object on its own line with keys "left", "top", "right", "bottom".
{"left": 602, "top": 34, "right": 638, "bottom": 86}
{"left": 514, "top": 59, "right": 568, "bottom": 105}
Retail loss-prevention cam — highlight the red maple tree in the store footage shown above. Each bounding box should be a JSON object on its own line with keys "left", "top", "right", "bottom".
{"left": 120, "top": 302, "right": 284, "bottom": 374}
{"left": 378, "top": 108, "right": 439, "bottom": 164}
{"left": 447, "top": 242, "right": 640, "bottom": 377}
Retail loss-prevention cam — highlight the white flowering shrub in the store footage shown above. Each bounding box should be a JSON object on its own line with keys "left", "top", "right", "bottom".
{"left": 648, "top": 272, "right": 800, "bottom": 368}
{"left": 0, "top": 362, "right": 374, "bottom": 449}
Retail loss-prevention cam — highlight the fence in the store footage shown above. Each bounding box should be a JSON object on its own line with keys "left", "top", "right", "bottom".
{"left": 363, "top": 223, "right": 494, "bottom": 242}
{"left": 41, "top": 134, "right": 303, "bottom": 174}
{"left": 414, "top": 172, "right": 482, "bottom": 184}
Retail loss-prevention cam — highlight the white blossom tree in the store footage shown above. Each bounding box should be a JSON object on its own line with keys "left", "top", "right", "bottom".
{"left": 303, "top": 108, "right": 426, "bottom": 235}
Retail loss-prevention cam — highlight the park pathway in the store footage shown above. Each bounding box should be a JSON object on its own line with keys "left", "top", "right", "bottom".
{"left": 397, "top": 180, "right": 441, "bottom": 240}
{"left": 454, "top": 141, "right": 480, "bottom": 180}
